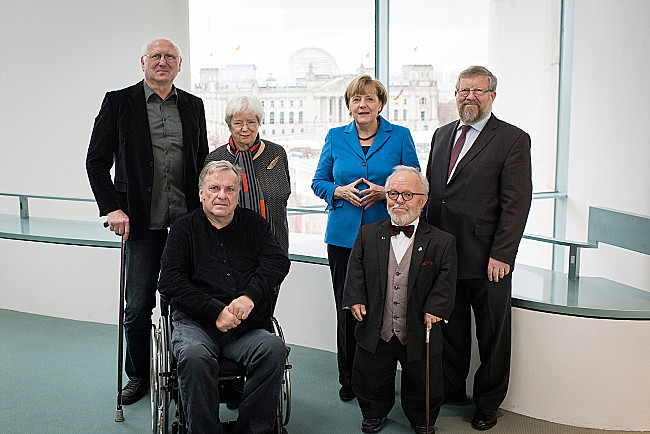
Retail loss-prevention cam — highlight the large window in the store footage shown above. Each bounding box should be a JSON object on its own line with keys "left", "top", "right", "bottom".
{"left": 190, "top": 0, "right": 562, "bottom": 267}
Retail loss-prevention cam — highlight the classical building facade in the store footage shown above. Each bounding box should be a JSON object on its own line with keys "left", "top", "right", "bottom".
{"left": 194, "top": 47, "right": 440, "bottom": 151}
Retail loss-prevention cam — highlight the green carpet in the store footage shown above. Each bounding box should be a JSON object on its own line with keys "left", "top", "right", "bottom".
{"left": 0, "top": 309, "right": 641, "bottom": 433}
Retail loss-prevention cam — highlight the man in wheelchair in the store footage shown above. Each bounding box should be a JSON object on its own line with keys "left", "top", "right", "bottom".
{"left": 158, "top": 160, "right": 291, "bottom": 433}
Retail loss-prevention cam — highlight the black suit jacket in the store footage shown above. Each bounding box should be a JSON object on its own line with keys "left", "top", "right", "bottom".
{"left": 86, "top": 80, "right": 208, "bottom": 240}
{"left": 343, "top": 219, "right": 457, "bottom": 362}
{"left": 425, "top": 114, "right": 532, "bottom": 279}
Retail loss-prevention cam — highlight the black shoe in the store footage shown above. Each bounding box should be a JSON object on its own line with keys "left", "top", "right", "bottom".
{"left": 362, "top": 416, "right": 387, "bottom": 433}
{"left": 121, "top": 378, "right": 149, "bottom": 405}
{"left": 471, "top": 408, "right": 498, "bottom": 431}
{"left": 339, "top": 385, "right": 356, "bottom": 402}
{"left": 413, "top": 424, "right": 435, "bottom": 434}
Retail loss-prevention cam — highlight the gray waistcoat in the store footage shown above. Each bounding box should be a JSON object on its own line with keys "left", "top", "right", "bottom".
{"left": 380, "top": 242, "right": 414, "bottom": 344}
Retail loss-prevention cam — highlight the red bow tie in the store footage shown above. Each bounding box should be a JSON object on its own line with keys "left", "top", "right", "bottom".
{"left": 389, "top": 224, "right": 414, "bottom": 238}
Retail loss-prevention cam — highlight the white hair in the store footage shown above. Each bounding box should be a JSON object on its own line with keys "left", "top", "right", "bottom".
{"left": 141, "top": 38, "right": 182, "bottom": 58}
{"left": 224, "top": 96, "right": 265, "bottom": 125}
{"left": 385, "top": 165, "right": 429, "bottom": 195}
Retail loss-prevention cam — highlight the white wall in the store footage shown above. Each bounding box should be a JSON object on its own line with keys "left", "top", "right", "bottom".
{"left": 0, "top": 0, "right": 190, "bottom": 210}
{"left": 566, "top": 0, "right": 650, "bottom": 290}
{"left": 503, "top": 308, "right": 650, "bottom": 431}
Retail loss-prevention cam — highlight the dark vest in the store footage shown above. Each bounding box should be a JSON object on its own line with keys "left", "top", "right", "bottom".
{"left": 380, "top": 241, "right": 414, "bottom": 344}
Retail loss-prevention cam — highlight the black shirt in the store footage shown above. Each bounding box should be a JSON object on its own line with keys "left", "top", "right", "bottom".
{"left": 159, "top": 206, "right": 290, "bottom": 334}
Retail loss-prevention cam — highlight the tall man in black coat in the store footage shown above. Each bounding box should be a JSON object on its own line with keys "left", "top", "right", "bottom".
{"left": 343, "top": 166, "right": 457, "bottom": 434}
{"left": 424, "top": 66, "right": 532, "bottom": 430}
{"left": 86, "top": 38, "right": 208, "bottom": 404}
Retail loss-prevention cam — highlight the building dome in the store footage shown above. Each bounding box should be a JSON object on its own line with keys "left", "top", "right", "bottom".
{"left": 286, "top": 47, "right": 339, "bottom": 79}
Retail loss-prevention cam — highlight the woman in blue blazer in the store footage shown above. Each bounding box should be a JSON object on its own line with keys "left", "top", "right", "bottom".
{"left": 311, "top": 75, "right": 420, "bottom": 402}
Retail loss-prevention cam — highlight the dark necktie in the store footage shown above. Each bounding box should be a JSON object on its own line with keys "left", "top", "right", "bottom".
{"left": 389, "top": 224, "right": 414, "bottom": 238}
{"left": 448, "top": 125, "right": 472, "bottom": 178}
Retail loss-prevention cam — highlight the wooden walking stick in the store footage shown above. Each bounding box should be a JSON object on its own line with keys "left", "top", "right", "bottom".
{"left": 425, "top": 325, "right": 430, "bottom": 433}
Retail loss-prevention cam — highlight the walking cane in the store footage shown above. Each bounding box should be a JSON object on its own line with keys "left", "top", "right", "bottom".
{"left": 115, "top": 233, "right": 126, "bottom": 422}
{"left": 105, "top": 221, "right": 126, "bottom": 422}
{"left": 425, "top": 325, "right": 430, "bottom": 434}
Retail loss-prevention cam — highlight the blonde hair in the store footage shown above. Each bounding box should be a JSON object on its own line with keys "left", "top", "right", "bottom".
{"left": 344, "top": 75, "right": 387, "bottom": 112}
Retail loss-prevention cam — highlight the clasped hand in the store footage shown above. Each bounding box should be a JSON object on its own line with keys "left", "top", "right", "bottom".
{"left": 333, "top": 178, "right": 385, "bottom": 210}
{"left": 215, "top": 295, "right": 254, "bottom": 332}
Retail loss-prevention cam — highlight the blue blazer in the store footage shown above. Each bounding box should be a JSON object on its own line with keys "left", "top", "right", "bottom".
{"left": 311, "top": 116, "right": 420, "bottom": 248}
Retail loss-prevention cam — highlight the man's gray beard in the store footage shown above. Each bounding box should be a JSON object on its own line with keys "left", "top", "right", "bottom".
{"left": 458, "top": 103, "right": 482, "bottom": 124}
{"left": 388, "top": 207, "right": 417, "bottom": 226}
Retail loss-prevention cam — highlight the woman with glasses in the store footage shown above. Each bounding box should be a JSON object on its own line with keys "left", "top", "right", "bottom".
{"left": 311, "top": 74, "right": 420, "bottom": 402}
{"left": 205, "top": 96, "right": 290, "bottom": 253}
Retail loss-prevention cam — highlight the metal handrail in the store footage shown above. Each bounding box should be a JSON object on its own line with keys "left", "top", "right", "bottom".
{"left": 522, "top": 233, "right": 597, "bottom": 280}
{"left": 0, "top": 192, "right": 95, "bottom": 219}
{"left": 1, "top": 192, "right": 594, "bottom": 278}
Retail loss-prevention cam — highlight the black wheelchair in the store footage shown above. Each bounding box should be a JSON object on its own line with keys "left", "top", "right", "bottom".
{"left": 150, "top": 304, "right": 291, "bottom": 433}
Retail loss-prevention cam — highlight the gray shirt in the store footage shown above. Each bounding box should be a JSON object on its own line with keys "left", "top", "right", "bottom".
{"left": 144, "top": 81, "right": 186, "bottom": 229}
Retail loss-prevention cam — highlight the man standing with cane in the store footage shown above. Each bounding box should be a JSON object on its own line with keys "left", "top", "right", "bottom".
{"left": 86, "top": 38, "right": 208, "bottom": 405}
{"left": 343, "top": 166, "right": 457, "bottom": 433}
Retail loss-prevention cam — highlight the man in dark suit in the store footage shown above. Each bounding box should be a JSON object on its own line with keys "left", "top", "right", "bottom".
{"left": 86, "top": 38, "right": 208, "bottom": 404}
{"left": 424, "top": 66, "right": 532, "bottom": 430}
{"left": 343, "top": 166, "right": 457, "bottom": 434}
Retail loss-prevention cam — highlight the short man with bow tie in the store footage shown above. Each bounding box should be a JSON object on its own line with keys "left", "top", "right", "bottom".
{"left": 343, "top": 165, "right": 457, "bottom": 434}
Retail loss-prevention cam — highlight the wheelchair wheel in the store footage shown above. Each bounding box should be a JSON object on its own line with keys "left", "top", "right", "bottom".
{"left": 271, "top": 318, "right": 291, "bottom": 428}
{"left": 151, "top": 324, "right": 159, "bottom": 433}
{"left": 151, "top": 316, "right": 171, "bottom": 434}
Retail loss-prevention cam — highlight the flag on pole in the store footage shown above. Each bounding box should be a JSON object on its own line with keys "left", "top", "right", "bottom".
{"left": 393, "top": 89, "right": 404, "bottom": 103}
{"left": 235, "top": 45, "right": 241, "bottom": 52}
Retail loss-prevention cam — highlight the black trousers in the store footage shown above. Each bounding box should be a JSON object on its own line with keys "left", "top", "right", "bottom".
{"left": 327, "top": 244, "right": 357, "bottom": 390}
{"left": 442, "top": 275, "right": 512, "bottom": 410}
{"left": 352, "top": 336, "right": 444, "bottom": 427}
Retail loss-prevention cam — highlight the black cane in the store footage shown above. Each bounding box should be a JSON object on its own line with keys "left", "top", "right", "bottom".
{"left": 115, "top": 234, "right": 126, "bottom": 422}
{"left": 425, "top": 326, "right": 430, "bottom": 433}
{"left": 105, "top": 221, "right": 126, "bottom": 422}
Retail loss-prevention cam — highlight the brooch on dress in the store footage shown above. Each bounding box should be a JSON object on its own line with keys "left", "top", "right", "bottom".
{"left": 267, "top": 156, "right": 279, "bottom": 170}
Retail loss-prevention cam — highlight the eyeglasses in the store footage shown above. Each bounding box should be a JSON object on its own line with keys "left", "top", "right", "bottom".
{"left": 144, "top": 53, "right": 179, "bottom": 62}
{"left": 231, "top": 120, "right": 258, "bottom": 130}
{"left": 457, "top": 88, "right": 492, "bottom": 97}
{"left": 386, "top": 191, "right": 426, "bottom": 201}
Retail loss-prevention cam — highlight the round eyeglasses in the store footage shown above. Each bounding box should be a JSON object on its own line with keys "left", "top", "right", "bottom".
{"left": 386, "top": 191, "right": 426, "bottom": 201}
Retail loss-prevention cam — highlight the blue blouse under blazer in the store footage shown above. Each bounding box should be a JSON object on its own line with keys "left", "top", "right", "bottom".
{"left": 311, "top": 116, "right": 420, "bottom": 249}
